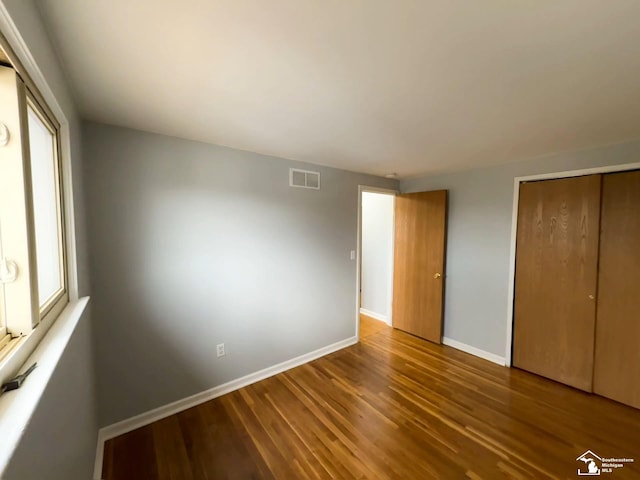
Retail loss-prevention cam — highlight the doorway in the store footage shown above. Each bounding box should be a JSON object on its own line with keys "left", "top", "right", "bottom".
{"left": 356, "top": 186, "right": 449, "bottom": 343}
{"left": 358, "top": 189, "right": 396, "bottom": 338}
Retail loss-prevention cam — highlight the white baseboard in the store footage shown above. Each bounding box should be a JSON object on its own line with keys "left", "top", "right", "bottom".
{"left": 93, "top": 335, "right": 357, "bottom": 480}
{"left": 442, "top": 337, "right": 506, "bottom": 366}
{"left": 359, "top": 308, "right": 389, "bottom": 325}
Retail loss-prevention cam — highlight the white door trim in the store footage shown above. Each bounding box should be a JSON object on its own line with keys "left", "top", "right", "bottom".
{"left": 505, "top": 162, "right": 640, "bottom": 366}
{"left": 356, "top": 185, "right": 397, "bottom": 340}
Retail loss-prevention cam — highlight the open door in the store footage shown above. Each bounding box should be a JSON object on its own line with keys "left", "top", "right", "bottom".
{"left": 392, "top": 190, "right": 447, "bottom": 343}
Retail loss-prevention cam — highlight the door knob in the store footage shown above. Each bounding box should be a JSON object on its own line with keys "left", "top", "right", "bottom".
{"left": 588, "top": 294, "right": 595, "bottom": 300}
{"left": 434, "top": 273, "right": 441, "bottom": 279}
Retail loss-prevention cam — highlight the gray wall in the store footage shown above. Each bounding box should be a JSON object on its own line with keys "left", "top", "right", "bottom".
{"left": 3, "top": 310, "right": 96, "bottom": 480}
{"left": 2, "top": 1, "right": 97, "bottom": 479}
{"left": 401, "top": 140, "right": 640, "bottom": 358}
{"left": 83, "top": 122, "right": 398, "bottom": 427}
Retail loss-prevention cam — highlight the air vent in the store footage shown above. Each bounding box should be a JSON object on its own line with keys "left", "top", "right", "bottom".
{"left": 289, "top": 168, "right": 320, "bottom": 190}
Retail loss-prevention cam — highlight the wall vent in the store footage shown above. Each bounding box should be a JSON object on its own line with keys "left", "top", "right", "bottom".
{"left": 289, "top": 168, "right": 320, "bottom": 190}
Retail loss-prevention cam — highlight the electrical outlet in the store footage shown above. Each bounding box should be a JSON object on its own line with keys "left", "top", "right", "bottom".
{"left": 216, "top": 343, "right": 225, "bottom": 357}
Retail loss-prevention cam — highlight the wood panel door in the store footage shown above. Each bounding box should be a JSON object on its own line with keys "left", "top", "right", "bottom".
{"left": 594, "top": 171, "right": 640, "bottom": 408}
{"left": 392, "top": 190, "right": 447, "bottom": 343}
{"left": 513, "top": 175, "right": 601, "bottom": 391}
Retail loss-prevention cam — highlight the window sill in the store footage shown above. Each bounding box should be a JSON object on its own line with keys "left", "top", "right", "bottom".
{"left": 0, "top": 297, "right": 90, "bottom": 475}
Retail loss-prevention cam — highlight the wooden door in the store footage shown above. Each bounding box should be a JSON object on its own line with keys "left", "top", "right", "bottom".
{"left": 593, "top": 171, "right": 640, "bottom": 408}
{"left": 513, "top": 175, "right": 601, "bottom": 391}
{"left": 392, "top": 190, "right": 447, "bottom": 343}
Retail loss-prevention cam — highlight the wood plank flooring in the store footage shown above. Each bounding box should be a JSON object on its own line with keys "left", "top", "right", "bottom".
{"left": 359, "top": 313, "right": 390, "bottom": 339}
{"left": 103, "top": 323, "right": 640, "bottom": 479}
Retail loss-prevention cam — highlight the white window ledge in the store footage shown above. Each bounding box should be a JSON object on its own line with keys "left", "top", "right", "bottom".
{"left": 0, "top": 297, "right": 90, "bottom": 475}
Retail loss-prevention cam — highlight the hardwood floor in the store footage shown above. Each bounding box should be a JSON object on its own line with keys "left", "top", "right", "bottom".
{"left": 103, "top": 325, "right": 640, "bottom": 479}
{"left": 359, "top": 313, "right": 390, "bottom": 338}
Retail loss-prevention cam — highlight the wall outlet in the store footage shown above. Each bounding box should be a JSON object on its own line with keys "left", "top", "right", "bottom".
{"left": 350, "top": 250, "right": 356, "bottom": 260}
{"left": 216, "top": 343, "right": 225, "bottom": 357}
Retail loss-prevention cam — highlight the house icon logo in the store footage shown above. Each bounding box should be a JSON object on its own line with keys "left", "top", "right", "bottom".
{"left": 577, "top": 450, "right": 602, "bottom": 476}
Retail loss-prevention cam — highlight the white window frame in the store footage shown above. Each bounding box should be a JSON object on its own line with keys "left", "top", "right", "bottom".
{"left": 0, "top": 65, "right": 38, "bottom": 343}
{"left": 0, "top": 25, "right": 79, "bottom": 387}
{"left": 25, "top": 90, "right": 69, "bottom": 324}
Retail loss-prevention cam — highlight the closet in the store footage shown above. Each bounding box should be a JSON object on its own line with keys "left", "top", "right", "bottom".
{"left": 512, "top": 170, "right": 640, "bottom": 409}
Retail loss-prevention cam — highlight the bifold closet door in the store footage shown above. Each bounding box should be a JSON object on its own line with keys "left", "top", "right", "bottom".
{"left": 593, "top": 171, "right": 640, "bottom": 409}
{"left": 513, "top": 175, "right": 601, "bottom": 392}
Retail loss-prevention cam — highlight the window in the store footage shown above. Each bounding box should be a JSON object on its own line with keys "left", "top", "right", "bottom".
{"left": 0, "top": 62, "right": 68, "bottom": 362}
{"left": 27, "top": 99, "right": 66, "bottom": 315}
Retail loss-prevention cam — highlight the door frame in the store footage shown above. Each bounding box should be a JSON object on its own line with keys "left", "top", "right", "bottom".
{"left": 505, "top": 162, "right": 640, "bottom": 366}
{"left": 356, "top": 185, "right": 398, "bottom": 341}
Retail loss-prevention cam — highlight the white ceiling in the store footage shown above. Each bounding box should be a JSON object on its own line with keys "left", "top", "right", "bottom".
{"left": 37, "top": 0, "right": 640, "bottom": 178}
